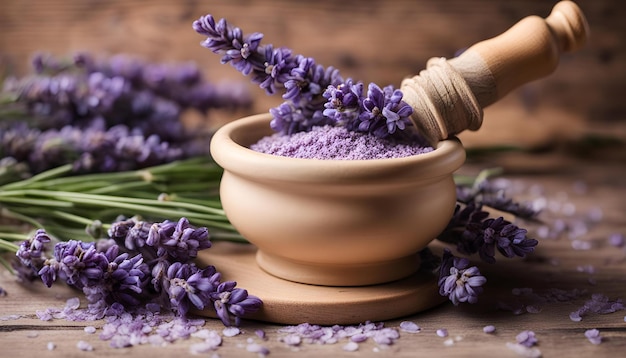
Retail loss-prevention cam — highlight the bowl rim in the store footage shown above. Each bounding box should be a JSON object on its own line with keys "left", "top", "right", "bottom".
{"left": 210, "top": 113, "right": 466, "bottom": 183}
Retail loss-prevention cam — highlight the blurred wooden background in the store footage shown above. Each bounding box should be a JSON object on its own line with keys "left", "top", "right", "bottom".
{"left": 1, "top": 0, "right": 624, "bottom": 154}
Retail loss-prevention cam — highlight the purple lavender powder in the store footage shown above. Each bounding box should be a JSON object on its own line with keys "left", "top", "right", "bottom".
{"left": 250, "top": 125, "right": 433, "bottom": 160}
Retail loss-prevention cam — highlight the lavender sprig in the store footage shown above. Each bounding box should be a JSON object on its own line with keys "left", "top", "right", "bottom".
{"left": 439, "top": 199, "right": 538, "bottom": 264}
{"left": 1, "top": 52, "right": 253, "bottom": 176}
{"left": 15, "top": 218, "right": 262, "bottom": 326}
{"left": 433, "top": 168, "right": 540, "bottom": 305}
{"left": 193, "top": 14, "right": 414, "bottom": 138}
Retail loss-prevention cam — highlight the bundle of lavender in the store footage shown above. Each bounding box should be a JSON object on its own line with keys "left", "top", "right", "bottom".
{"left": 0, "top": 53, "right": 262, "bottom": 327}
{"left": 0, "top": 52, "right": 252, "bottom": 176}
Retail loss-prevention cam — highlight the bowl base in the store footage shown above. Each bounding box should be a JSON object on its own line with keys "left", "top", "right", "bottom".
{"left": 195, "top": 241, "right": 445, "bottom": 325}
{"left": 256, "top": 250, "right": 421, "bottom": 286}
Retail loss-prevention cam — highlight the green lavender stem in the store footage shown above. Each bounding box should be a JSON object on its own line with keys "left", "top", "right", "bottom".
{"left": 0, "top": 157, "right": 248, "bottom": 252}
{"left": 0, "top": 239, "right": 19, "bottom": 252}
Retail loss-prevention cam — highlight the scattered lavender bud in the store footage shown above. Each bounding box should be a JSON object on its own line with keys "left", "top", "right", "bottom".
{"left": 568, "top": 221, "right": 589, "bottom": 240}
{"left": 506, "top": 342, "right": 542, "bottom": 358}
{"left": 189, "top": 330, "right": 222, "bottom": 353}
{"left": 399, "top": 321, "right": 421, "bottom": 333}
{"left": 67, "top": 298, "right": 81, "bottom": 310}
{"left": 570, "top": 293, "right": 625, "bottom": 321}
{"left": 516, "top": 330, "right": 538, "bottom": 347}
{"left": 77, "top": 340, "right": 94, "bottom": 351}
{"left": 576, "top": 264, "right": 595, "bottom": 274}
{"left": 443, "top": 338, "right": 455, "bottom": 346}
{"left": 587, "top": 207, "right": 603, "bottom": 222}
{"left": 483, "top": 325, "right": 496, "bottom": 334}
{"left": 255, "top": 329, "right": 266, "bottom": 340}
{"left": 436, "top": 328, "right": 449, "bottom": 338}
{"left": 47, "top": 342, "right": 56, "bottom": 351}
{"left": 525, "top": 305, "right": 541, "bottom": 314}
{"left": 36, "top": 310, "right": 53, "bottom": 321}
{"left": 535, "top": 225, "right": 551, "bottom": 239}
{"left": 26, "top": 331, "right": 39, "bottom": 338}
{"left": 342, "top": 341, "right": 359, "bottom": 352}
{"left": 571, "top": 240, "right": 592, "bottom": 250}
{"left": 569, "top": 311, "right": 583, "bottom": 322}
{"left": 371, "top": 328, "right": 399, "bottom": 346}
{"left": 608, "top": 233, "right": 624, "bottom": 247}
{"left": 189, "top": 341, "right": 217, "bottom": 354}
{"left": 584, "top": 329, "right": 602, "bottom": 345}
{"left": 84, "top": 326, "right": 97, "bottom": 334}
{"left": 281, "top": 334, "right": 302, "bottom": 346}
{"left": 246, "top": 343, "right": 270, "bottom": 355}
{"left": 350, "top": 334, "right": 369, "bottom": 343}
{"left": 562, "top": 202, "right": 576, "bottom": 216}
{"left": 191, "top": 329, "right": 218, "bottom": 340}
{"left": 222, "top": 326, "right": 241, "bottom": 337}
{"left": 0, "top": 314, "right": 22, "bottom": 321}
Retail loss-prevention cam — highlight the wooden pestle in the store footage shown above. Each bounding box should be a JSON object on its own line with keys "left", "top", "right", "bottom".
{"left": 400, "top": 1, "right": 589, "bottom": 143}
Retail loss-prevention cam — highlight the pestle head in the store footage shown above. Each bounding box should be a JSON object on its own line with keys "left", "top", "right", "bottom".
{"left": 546, "top": 1, "right": 590, "bottom": 53}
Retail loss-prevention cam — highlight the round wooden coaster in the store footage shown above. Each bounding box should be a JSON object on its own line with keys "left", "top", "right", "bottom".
{"left": 195, "top": 241, "right": 445, "bottom": 325}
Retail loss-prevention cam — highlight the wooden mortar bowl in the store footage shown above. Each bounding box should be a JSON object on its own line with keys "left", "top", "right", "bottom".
{"left": 210, "top": 113, "right": 465, "bottom": 286}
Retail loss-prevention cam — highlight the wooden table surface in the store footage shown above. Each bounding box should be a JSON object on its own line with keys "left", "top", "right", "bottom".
{"left": 1, "top": 150, "right": 624, "bottom": 357}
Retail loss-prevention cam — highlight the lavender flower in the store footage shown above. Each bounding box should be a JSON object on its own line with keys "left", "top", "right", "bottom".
{"left": 357, "top": 83, "right": 413, "bottom": 137}
{"left": 322, "top": 79, "right": 364, "bottom": 125}
{"left": 165, "top": 262, "right": 221, "bottom": 316}
{"left": 1, "top": 52, "right": 252, "bottom": 175}
{"left": 479, "top": 217, "right": 538, "bottom": 263}
{"left": 35, "top": 237, "right": 149, "bottom": 309}
{"left": 456, "top": 177, "right": 540, "bottom": 220}
{"left": 283, "top": 56, "right": 325, "bottom": 104}
{"left": 194, "top": 14, "right": 416, "bottom": 139}
{"left": 268, "top": 101, "right": 331, "bottom": 135}
{"left": 16, "top": 229, "right": 51, "bottom": 268}
{"left": 146, "top": 217, "right": 211, "bottom": 262}
{"left": 254, "top": 45, "right": 296, "bottom": 95}
{"left": 211, "top": 281, "right": 263, "bottom": 326}
{"left": 438, "top": 249, "right": 486, "bottom": 305}
{"left": 51, "top": 240, "right": 108, "bottom": 289}
{"left": 439, "top": 203, "right": 538, "bottom": 264}
{"left": 100, "top": 245, "right": 149, "bottom": 307}
{"left": 108, "top": 217, "right": 152, "bottom": 251}
{"left": 38, "top": 258, "right": 59, "bottom": 287}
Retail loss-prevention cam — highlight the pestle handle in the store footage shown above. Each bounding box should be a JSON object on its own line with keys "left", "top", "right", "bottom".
{"left": 448, "top": 0, "right": 589, "bottom": 108}
{"left": 401, "top": 1, "right": 590, "bottom": 142}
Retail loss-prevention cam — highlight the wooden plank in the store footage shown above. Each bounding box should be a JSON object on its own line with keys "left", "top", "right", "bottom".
{"left": 1, "top": 156, "right": 625, "bottom": 357}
